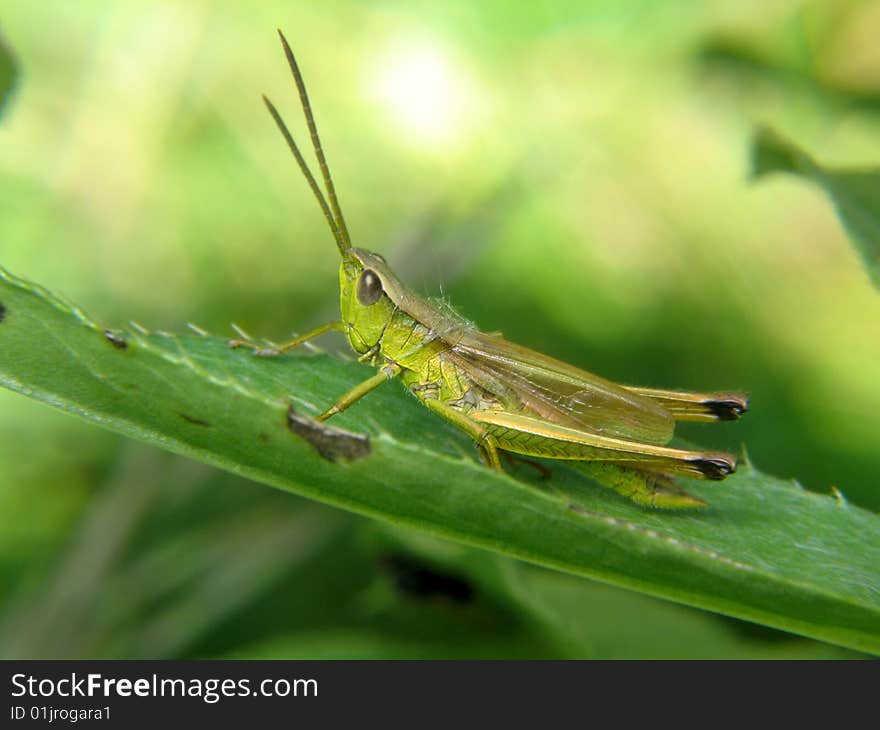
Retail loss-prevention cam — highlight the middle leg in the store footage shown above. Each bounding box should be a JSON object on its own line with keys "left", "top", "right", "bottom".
{"left": 419, "top": 397, "right": 502, "bottom": 469}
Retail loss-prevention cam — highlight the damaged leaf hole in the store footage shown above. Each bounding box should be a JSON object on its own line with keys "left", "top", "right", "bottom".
{"left": 286, "top": 404, "right": 370, "bottom": 462}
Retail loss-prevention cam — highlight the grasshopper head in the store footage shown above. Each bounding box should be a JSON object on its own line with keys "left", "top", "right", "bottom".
{"left": 340, "top": 248, "right": 408, "bottom": 355}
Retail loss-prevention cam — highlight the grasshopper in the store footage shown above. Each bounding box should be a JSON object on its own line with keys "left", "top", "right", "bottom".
{"left": 233, "top": 31, "right": 749, "bottom": 509}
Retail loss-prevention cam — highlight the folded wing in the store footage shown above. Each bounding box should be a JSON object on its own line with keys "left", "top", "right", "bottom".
{"left": 449, "top": 329, "right": 675, "bottom": 446}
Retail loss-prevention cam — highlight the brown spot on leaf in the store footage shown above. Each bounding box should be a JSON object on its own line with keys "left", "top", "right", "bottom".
{"left": 179, "top": 412, "right": 211, "bottom": 428}
{"left": 104, "top": 329, "right": 128, "bottom": 350}
{"left": 286, "top": 404, "right": 370, "bottom": 462}
{"left": 0, "top": 302, "right": 6, "bottom": 323}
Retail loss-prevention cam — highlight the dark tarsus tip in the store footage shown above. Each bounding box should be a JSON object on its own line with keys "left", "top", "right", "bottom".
{"left": 706, "top": 396, "right": 749, "bottom": 421}
{"left": 696, "top": 456, "right": 736, "bottom": 480}
{"left": 179, "top": 412, "right": 211, "bottom": 428}
{"left": 103, "top": 329, "right": 128, "bottom": 350}
{"left": 0, "top": 302, "right": 6, "bottom": 324}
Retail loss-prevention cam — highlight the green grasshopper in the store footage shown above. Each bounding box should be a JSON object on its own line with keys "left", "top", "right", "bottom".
{"left": 233, "top": 31, "right": 748, "bottom": 509}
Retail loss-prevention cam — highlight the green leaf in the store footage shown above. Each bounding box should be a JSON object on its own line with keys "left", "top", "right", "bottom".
{"left": 1, "top": 267, "right": 878, "bottom": 654}
{"left": 751, "top": 126, "right": 880, "bottom": 288}
{"left": 0, "top": 33, "right": 18, "bottom": 118}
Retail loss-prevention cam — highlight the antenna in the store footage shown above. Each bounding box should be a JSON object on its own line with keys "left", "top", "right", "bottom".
{"left": 269, "top": 29, "right": 353, "bottom": 254}
{"left": 261, "top": 95, "right": 344, "bottom": 253}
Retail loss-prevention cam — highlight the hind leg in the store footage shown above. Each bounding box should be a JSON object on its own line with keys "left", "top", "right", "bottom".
{"left": 574, "top": 462, "right": 707, "bottom": 509}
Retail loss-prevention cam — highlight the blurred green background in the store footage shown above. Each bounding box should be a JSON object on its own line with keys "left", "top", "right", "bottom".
{"left": 1, "top": 0, "right": 878, "bottom": 658}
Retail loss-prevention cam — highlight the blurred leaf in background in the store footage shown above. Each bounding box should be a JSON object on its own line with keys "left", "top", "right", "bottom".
{"left": 752, "top": 126, "right": 880, "bottom": 288}
{"left": 0, "top": 31, "right": 17, "bottom": 114}
{"left": 0, "top": 0, "right": 878, "bottom": 658}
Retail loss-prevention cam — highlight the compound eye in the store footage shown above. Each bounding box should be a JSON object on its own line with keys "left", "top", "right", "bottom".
{"left": 357, "top": 269, "right": 384, "bottom": 306}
